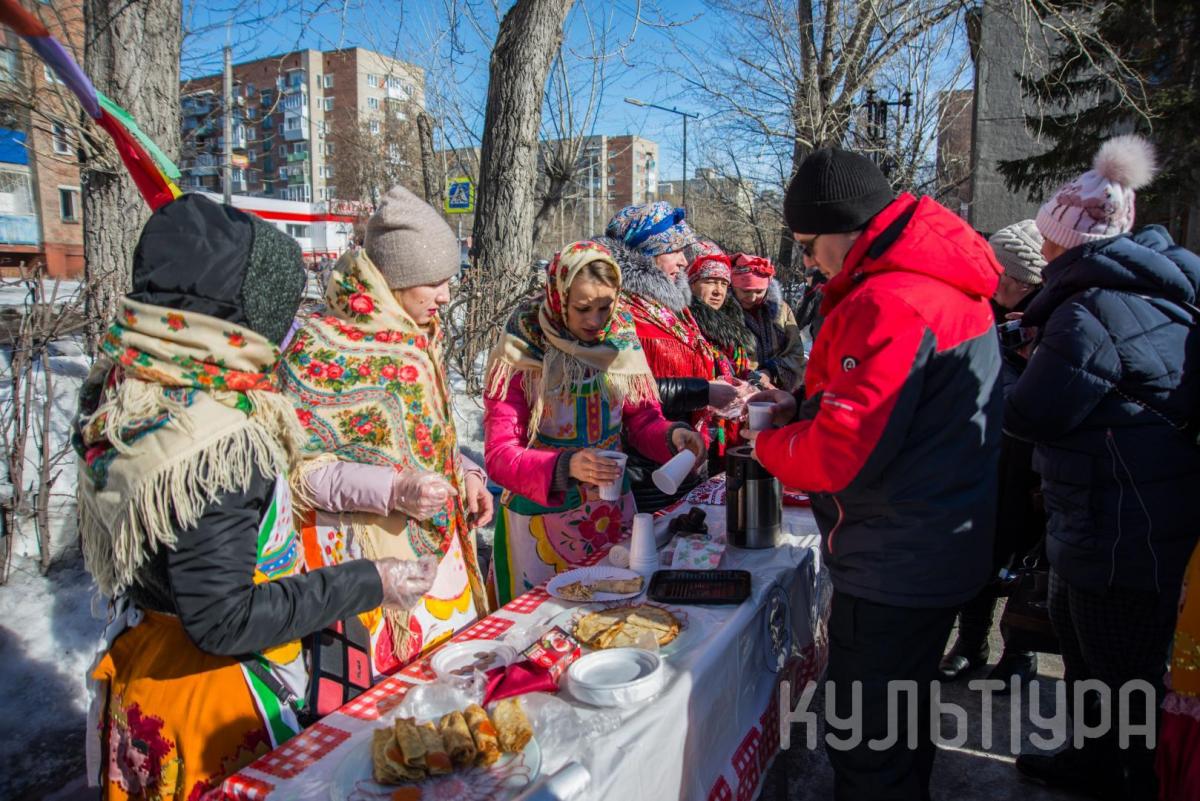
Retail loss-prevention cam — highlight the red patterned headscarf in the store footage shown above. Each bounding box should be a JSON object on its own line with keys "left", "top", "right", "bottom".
{"left": 731, "top": 253, "right": 775, "bottom": 291}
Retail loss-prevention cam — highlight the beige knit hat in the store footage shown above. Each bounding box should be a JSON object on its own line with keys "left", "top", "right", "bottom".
{"left": 988, "top": 220, "right": 1046, "bottom": 286}
{"left": 365, "top": 185, "right": 461, "bottom": 289}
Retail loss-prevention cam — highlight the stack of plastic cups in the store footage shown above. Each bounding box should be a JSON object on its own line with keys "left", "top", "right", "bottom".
{"left": 629, "top": 513, "right": 659, "bottom": 577}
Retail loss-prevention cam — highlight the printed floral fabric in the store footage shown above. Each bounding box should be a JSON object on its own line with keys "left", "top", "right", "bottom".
{"left": 491, "top": 374, "right": 633, "bottom": 605}
{"left": 606, "top": 202, "right": 697, "bottom": 257}
{"left": 94, "top": 612, "right": 275, "bottom": 801}
{"left": 485, "top": 240, "right": 658, "bottom": 439}
{"left": 277, "top": 248, "right": 487, "bottom": 661}
{"left": 1160, "top": 541, "right": 1200, "bottom": 798}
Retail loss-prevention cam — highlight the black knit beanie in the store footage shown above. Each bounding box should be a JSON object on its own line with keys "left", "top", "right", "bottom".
{"left": 130, "top": 193, "right": 305, "bottom": 345}
{"left": 783, "top": 148, "right": 895, "bottom": 235}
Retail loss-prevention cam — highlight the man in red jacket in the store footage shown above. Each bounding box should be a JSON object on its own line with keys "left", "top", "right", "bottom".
{"left": 749, "top": 148, "right": 1004, "bottom": 800}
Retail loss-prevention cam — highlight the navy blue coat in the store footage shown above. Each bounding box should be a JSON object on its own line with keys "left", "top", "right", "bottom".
{"left": 1005, "top": 226, "right": 1200, "bottom": 594}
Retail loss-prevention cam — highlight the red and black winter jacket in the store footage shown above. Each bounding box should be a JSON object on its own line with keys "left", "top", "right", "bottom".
{"left": 755, "top": 194, "right": 1004, "bottom": 608}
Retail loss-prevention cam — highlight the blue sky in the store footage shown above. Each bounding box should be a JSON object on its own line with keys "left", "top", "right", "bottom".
{"left": 182, "top": 0, "right": 723, "bottom": 180}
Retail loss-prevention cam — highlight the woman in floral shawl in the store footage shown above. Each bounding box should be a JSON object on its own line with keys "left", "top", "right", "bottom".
{"left": 78, "top": 195, "right": 429, "bottom": 800}
{"left": 484, "top": 240, "right": 704, "bottom": 604}
{"left": 278, "top": 186, "right": 492, "bottom": 675}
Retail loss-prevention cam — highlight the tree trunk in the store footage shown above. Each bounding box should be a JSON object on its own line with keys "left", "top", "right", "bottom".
{"left": 472, "top": 0, "right": 574, "bottom": 276}
{"left": 450, "top": 0, "right": 574, "bottom": 391}
{"left": 416, "top": 112, "right": 440, "bottom": 208}
{"left": 82, "top": 0, "right": 182, "bottom": 351}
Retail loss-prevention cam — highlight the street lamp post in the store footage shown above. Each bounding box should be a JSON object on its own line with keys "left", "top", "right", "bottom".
{"left": 624, "top": 97, "right": 699, "bottom": 210}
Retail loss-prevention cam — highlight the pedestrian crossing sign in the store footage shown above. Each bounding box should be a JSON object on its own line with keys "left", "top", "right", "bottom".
{"left": 445, "top": 178, "right": 474, "bottom": 214}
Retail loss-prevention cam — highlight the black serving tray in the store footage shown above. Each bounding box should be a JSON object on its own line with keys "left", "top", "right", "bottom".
{"left": 647, "top": 569, "right": 751, "bottom": 605}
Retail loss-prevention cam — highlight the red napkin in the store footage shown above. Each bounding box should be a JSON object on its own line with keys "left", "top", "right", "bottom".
{"left": 483, "top": 660, "right": 558, "bottom": 705}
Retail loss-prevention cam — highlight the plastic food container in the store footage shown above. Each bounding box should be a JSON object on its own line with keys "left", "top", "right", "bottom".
{"left": 565, "top": 648, "right": 664, "bottom": 707}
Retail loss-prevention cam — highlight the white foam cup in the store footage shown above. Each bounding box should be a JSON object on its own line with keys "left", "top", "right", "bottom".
{"left": 596, "top": 450, "right": 628, "bottom": 501}
{"left": 651, "top": 449, "right": 697, "bottom": 495}
{"left": 629, "top": 513, "right": 658, "bottom": 573}
{"left": 748, "top": 402, "right": 775, "bottom": 431}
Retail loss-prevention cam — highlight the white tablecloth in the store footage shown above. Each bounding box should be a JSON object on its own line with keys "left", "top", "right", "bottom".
{"left": 224, "top": 502, "right": 830, "bottom": 801}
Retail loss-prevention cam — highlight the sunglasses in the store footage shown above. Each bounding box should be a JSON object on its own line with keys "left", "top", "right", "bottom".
{"left": 798, "top": 234, "right": 821, "bottom": 259}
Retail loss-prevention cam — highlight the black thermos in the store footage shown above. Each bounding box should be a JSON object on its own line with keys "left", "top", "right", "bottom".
{"left": 726, "top": 445, "right": 782, "bottom": 548}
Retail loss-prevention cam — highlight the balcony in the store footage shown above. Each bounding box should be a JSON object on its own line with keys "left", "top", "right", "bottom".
{"left": 0, "top": 213, "right": 40, "bottom": 246}
{"left": 286, "top": 151, "right": 309, "bottom": 163}
{"left": 288, "top": 171, "right": 308, "bottom": 186}
{"left": 283, "top": 127, "right": 307, "bottom": 142}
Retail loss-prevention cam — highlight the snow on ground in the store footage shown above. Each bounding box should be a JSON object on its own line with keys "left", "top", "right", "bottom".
{"left": 0, "top": 355, "right": 493, "bottom": 799}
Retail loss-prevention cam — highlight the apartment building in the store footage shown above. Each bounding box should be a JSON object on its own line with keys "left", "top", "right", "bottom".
{"left": 0, "top": 0, "right": 85, "bottom": 277}
{"left": 180, "top": 47, "right": 424, "bottom": 204}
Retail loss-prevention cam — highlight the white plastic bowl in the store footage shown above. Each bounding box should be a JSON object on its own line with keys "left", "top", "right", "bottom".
{"left": 566, "top": 648, "right": 664, "bottom": 707}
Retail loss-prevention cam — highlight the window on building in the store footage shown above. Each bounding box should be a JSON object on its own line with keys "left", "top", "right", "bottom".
{"left": 245, "top": 107, "right": 256, "bottom": 120}
{"left": 367, "top": 97, "right": 379, "bottom": 111}
{"left": 608, "top": 177, "right": 616, "bottom": 186}
{"left": 279, "top": 166, "right": 287, "bottom": 179}
{"left": 248, "top": 149, "right": 256, "bottom": 163}
{"left": 323, "top": 166, "right": 334, "bottom": 179}
{"left": 324, "top": 97, "right": 333, "bottom": 112}
{"left": 326, "top": 185, "right": 336, "bottom": 199}
{"left": 59, "top": 186, "right": 79, "bottom": 222}
{"left": 323, "top": 74, "right": 334, "bottom": 88}
{"left": 607, "top": 192, "right": 615, "bottom": 200}
{"left": 285, "top": 116, "right": 302, "bottom": 132}
{"left": 43, "top": 64, "right": 62, "bottom": 84}
{"left": 51, "top": 122, "right": 70, "bottom": 155}
{"left": 246, "top": 83, "right": 256, "bottom": 96}
{"left": 0, "top": 49, "right": 18, "bottom": 83}
{"left": 366, "top": 74, "right": 379, "bottom": 88}
{"left": 286, "top": 223, "right": 310, "bottom": 238}
{"left": 325, "top": 142, "right": 334, "bottom": 155}
{"left": 369, "top": 120, "right": 380, "bottom": 134}
{"left": 261, "top": 115, "right": 272, "bottom": 129}
{"left": 232, "top": 168, "right": 244, "bottom": 183}
{"left": 245, "top": 126, "right": 255, "bottom": 140}
{"left": 0, "top": 168, "right": 35, "bottom": 216}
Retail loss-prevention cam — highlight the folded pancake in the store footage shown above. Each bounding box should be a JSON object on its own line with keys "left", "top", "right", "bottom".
{"left": 417, "top": 721, "right": 453, "bottom": 776}
{"left": 493, "top": 697, "right": 534, "bottom": 753}
{"left": 464, "top": 703, "right": 501, "bottom": 766}
{"left": 558, "top": 581, "right": 593, "bottom": 601}
{"left": 591, "top": 577, "right": 643, "bottom": 594}
{"left": 392, "top": 717, "right": 427, "bottom": 768}
{"left": 438, "top": 710, "right": 477, "bottom": 767}
{"left": 372, "top": 727, "right": 425, "bottom": 784}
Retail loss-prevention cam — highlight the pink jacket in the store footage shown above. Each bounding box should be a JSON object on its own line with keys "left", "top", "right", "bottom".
{"left": 484, "top": 374, "right": 676, "bottom": 507}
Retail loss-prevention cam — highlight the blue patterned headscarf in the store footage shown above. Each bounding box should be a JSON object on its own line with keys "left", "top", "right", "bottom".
{"left": 605, "top": 202, "right": 697, "bottom": 257}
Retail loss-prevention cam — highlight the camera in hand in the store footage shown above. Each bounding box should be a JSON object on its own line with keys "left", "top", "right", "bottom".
{"left": 997, "top": 319, "right": 1029, "bottom": 350}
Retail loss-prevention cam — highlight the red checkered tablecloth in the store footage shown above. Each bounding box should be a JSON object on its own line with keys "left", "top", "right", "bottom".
{"left": 223, "top": 494, "right": 827, "bottom": 801}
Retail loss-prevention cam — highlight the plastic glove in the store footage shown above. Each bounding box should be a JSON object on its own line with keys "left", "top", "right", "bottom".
{"left": 707, "top": 380, "right": 738, "bottom": 409}
{"left": 376, "top": 555, "right": 440, "bottom": 609}
{"left": 391, "top": 469, "right": 457, "bottom": 520}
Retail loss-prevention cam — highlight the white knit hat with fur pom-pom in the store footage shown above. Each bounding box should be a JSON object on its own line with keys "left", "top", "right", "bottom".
{"left": 1035, "top": 135, "right": 1157, "bottom": 251}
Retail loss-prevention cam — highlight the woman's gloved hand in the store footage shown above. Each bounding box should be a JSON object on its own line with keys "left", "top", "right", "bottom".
{"left": 375, "top": 555, "right": 440, "bottom": 609}
{"left": 391, "top": 469, "right": 457, "bottom": 520}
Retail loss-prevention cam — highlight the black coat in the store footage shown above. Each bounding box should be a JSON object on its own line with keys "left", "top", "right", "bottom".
{"left": 1006, "top": 226, "right": 1200, "bottom": 594}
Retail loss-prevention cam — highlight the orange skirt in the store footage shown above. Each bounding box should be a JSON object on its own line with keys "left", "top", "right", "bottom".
{"left": 92, "top": 611, "right": 274, "bottom": 800}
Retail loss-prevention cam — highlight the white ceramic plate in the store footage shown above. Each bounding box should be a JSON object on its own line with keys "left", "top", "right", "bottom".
{"left": 328, "top": 725, "right": 540, "bottom": 801}
{"left": 566, "top": 648, "right": 664, "bottom": 707}
{"left": 546, "top": 565, "right": 646, "bottom": 602}
{"left": 430, "top": 641, "right": 519, "bottom": 682}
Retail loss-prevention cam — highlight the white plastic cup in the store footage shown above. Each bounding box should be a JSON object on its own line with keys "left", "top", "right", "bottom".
{"left": 629, "top": 512, "right": 658, "bottom": 574}
{"left": 595, "top": 450, "right": 628, "bottom": 501}
{"left": 748, "top": 402, "right": 775, "bottom": 431}
{"left": 651, "top": 449, "right": 697, "bottom": 495}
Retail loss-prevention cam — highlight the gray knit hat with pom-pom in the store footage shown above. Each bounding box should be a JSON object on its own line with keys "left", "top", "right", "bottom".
{"left": 988, "top": 219, "right": 1046, "bottom": 286}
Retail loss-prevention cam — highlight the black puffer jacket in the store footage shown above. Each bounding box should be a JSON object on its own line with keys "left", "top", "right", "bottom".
{"left": 1006, "top": 226, "right": 1200, "bottom": 594}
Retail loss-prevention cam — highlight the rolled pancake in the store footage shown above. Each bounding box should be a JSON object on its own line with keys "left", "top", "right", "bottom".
{"left": 392, "top": 717, "right": 427, "bottom": 768}
{"left": 372, "top": 727, "right": 424, "bottom": 784}
{"left": 417, "top": 722, "right": 453, "bottom": 776}
{"left": 438, "top": 710, "right": 477, "bottom": 767}
{"left": 464, "top": 703, "right": 501, "bottom": 766}
{"left": 493, "top": 697, "right": 534, "bottom": 753}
